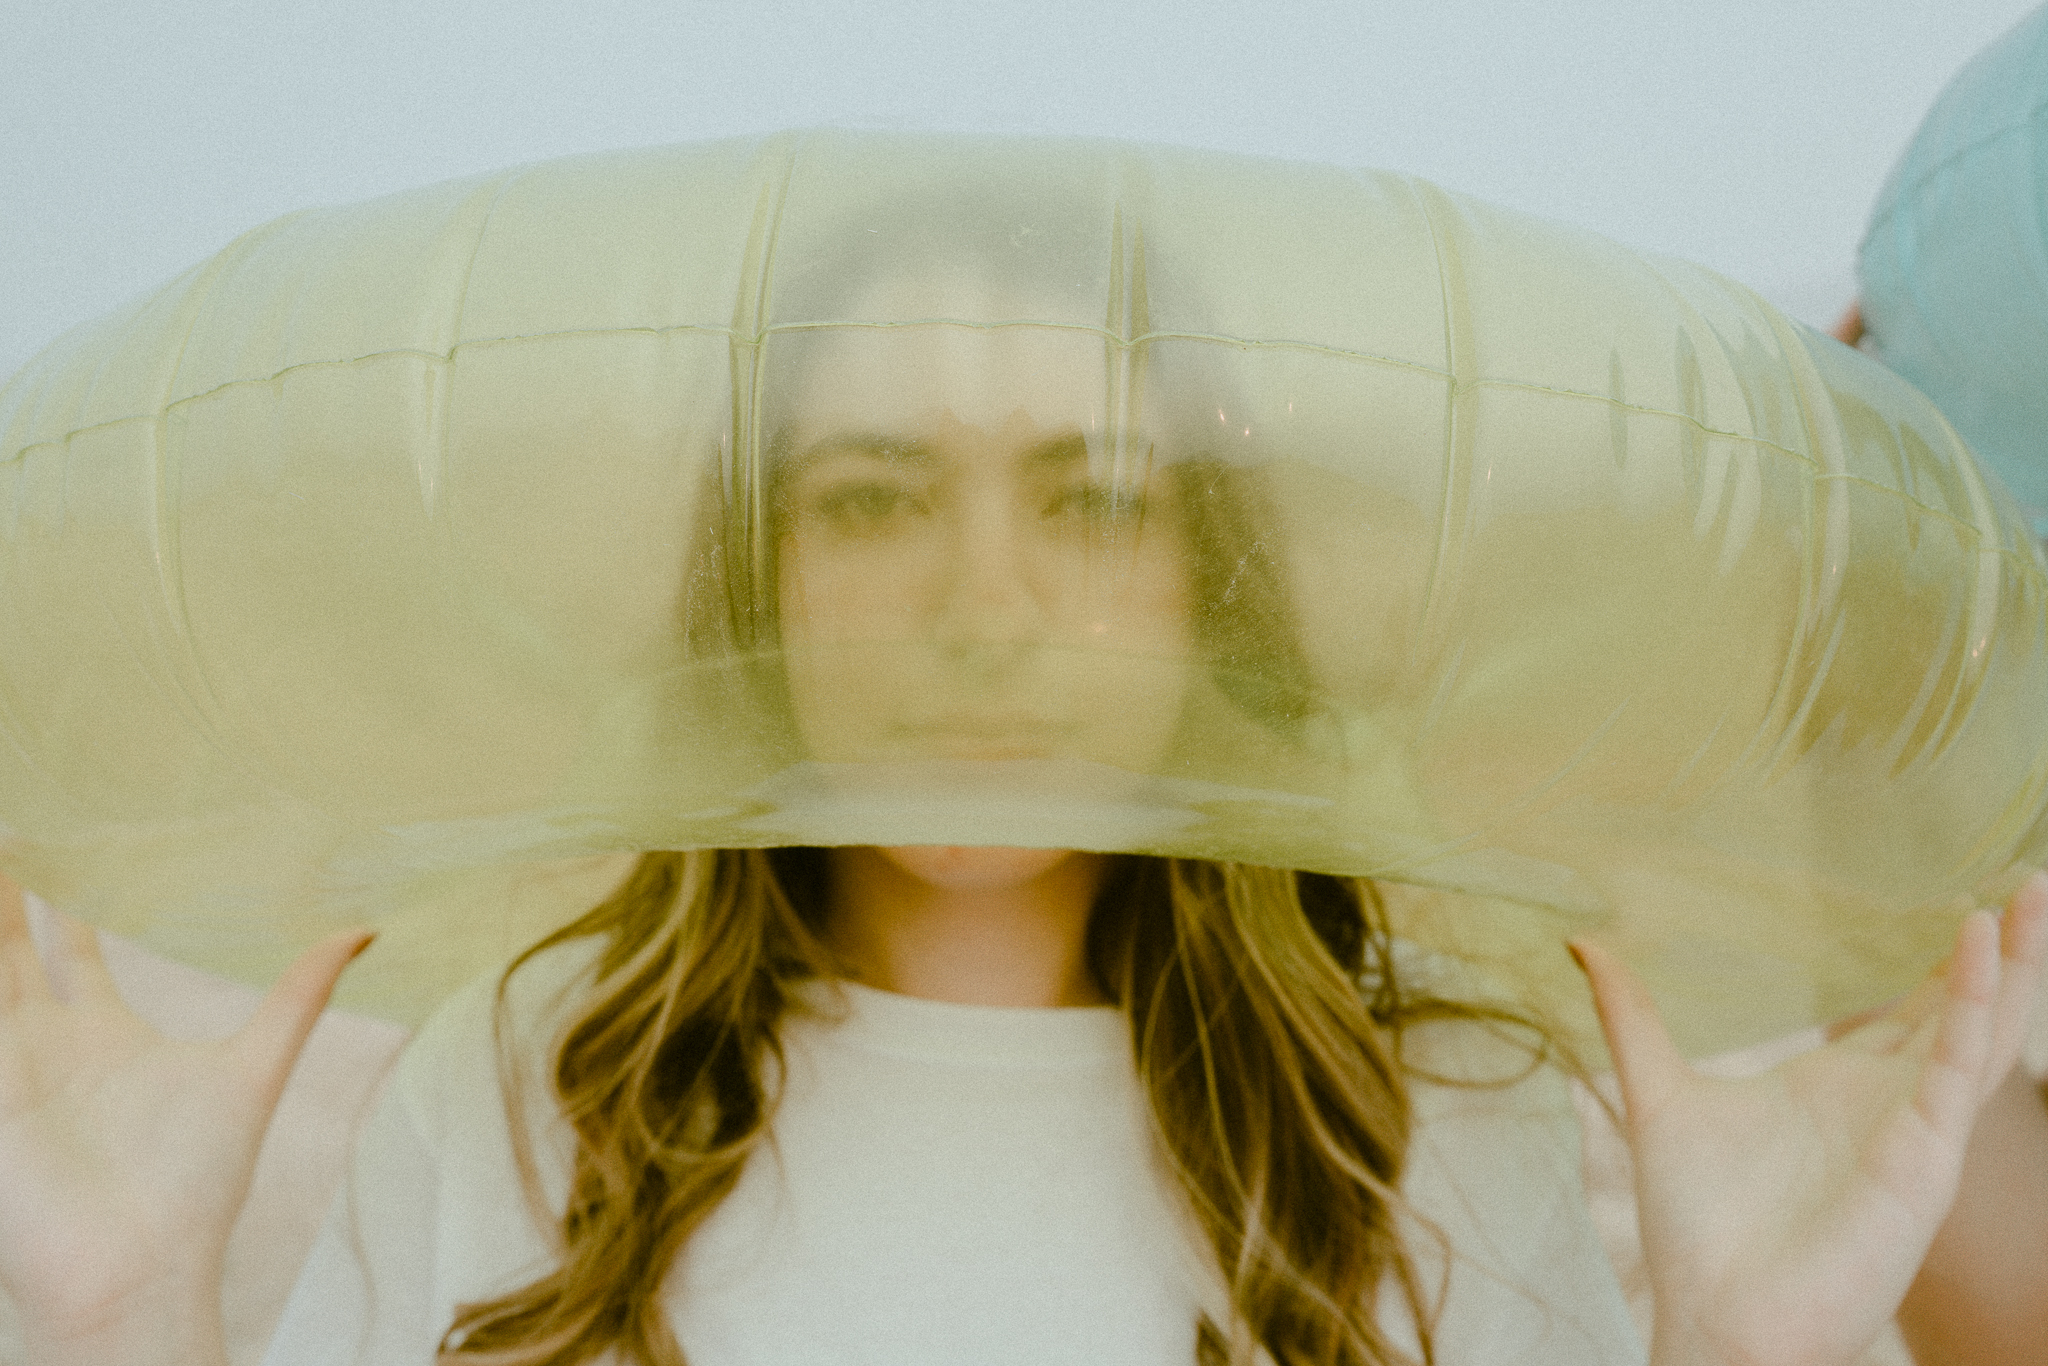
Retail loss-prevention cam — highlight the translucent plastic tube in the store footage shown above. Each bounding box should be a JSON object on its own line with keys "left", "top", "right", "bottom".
{"left": 4, "top": 131, "right": 2043, "bottom": 1052}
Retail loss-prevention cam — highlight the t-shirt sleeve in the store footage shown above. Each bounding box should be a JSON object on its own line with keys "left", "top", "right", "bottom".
{"left": 258, "top": 1062, "right": 447, "bottom": 1366}
{"left": 259, "top": 941, "right": 596, "bottom": 1366}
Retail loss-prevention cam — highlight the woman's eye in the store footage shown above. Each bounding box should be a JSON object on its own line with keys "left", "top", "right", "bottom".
{"left": 1046, "top": 482, "right": 1145, "bottom": 528}
{"left": 811, "top": 482, "right": 925, "bottom": 533}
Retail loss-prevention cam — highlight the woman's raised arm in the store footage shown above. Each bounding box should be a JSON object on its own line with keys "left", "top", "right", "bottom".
{"left": 0, "top": 873, "right": 368, "bottom": 1366}
{"left": 1573, "top": 874, "right": 2048, "bottom": 1366}
{"left": 1895, "top": 1064, "right": 2048, "bottom": 1365}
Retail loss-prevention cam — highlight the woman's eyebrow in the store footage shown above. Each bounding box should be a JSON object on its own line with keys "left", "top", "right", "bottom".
{"left": 1025, "top": 431, "right": 1162, "bottom": 482}
{"left": 796, "top": 433, "right": 937, "bottom": 467}
{"left": 1021, "top": 432, "right": 1094, "bottom": 468}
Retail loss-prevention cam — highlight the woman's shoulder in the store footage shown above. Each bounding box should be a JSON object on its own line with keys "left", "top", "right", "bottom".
{"left": 387, "top": 932, "right": 607, "bottom": 1141}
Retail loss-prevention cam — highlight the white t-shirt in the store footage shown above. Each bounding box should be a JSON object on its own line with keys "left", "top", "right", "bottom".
{"left": 261, "top": 940, "right": 1643, "bottom": 1365}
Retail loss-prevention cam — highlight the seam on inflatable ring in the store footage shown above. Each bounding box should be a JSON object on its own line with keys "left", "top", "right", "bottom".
{"left": 0, "top": 347, "right": 1974, "bottom": 496}
{"left": 10, "top": 326, "right": 1899, "bottom": 485}
{"left": 6, "top": 341, "right": 2039, "bottom": 588}
{"left": 0, "top": 323, "right": 1888, "bottom": 452}
{"left": 1812, "top": 471, "right": 2046, "bottom": 574}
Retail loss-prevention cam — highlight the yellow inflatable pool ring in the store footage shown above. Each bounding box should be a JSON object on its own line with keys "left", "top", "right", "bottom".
{"left": 2, "top": 131, "right": 2043, "bottom": 1053}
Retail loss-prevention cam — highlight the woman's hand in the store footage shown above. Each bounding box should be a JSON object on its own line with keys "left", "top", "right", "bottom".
{"left": 0, "top": 872, "right": 368, "bottom": 1366}
{"left": 1831, "top": 300, "right": 1865, "bottom": 347}
{"left": 1571, "top": 873, "right": 2048, "bottom": 1366}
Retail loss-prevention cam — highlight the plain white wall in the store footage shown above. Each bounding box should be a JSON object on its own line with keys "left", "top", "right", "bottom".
{"left": 3, "top": 0, "right": 2040, "bottom": 380}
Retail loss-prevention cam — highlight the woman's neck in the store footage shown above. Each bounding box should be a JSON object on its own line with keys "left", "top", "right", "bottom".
{"left": 822, "top": 847, "right": 1110, "bottom": 1008}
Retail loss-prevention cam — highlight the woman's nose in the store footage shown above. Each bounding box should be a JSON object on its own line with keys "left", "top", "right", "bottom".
{"left": 930, "top": 497, "right": 1045, "bottom": 658}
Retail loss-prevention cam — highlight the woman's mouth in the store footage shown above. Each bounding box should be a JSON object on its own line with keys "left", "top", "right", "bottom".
{"left": 896, "top": 716, "right": 1067, "bottom": 760}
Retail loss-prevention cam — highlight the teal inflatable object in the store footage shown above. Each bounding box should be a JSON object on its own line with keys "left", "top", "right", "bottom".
{"left": 1860, "top": 3, "right": 2048, "bottom": 535}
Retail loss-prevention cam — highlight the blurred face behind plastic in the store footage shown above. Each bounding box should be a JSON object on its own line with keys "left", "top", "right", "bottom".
{"left": 774, "top": 277, "right": 1193, "bottom": 778}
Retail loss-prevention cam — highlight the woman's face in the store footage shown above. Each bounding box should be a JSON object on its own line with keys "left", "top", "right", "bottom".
{"left": 772, "top": 285, "right": 1193, "bottom": 776}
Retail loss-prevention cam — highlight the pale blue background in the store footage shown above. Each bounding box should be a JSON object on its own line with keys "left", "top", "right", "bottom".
{"left": 2, "top": 0, "right": 2039, "bottom": 381}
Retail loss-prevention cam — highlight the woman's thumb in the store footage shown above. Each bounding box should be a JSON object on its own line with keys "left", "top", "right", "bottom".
{"left": 1570, "top": 938, "right": 1690, "bottom": 1128}
{"left": 232, "top": 930, "right": 375, "bottom": 1098}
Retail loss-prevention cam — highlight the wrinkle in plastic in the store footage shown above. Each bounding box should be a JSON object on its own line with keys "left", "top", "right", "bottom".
{"left": 3, "top": 132, "right": 2045, "bottom": 1052}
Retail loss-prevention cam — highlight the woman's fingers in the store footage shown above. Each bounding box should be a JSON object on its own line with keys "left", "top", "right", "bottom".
{"left": 0, "top": 872, "right": 50, "bottom": 1013}
{"left": 1988, "top": 873, "right": 2048, "bottom": 1081}
{"left": 1570, "top": 938, "right": 1690, "bottom": 1126}
{"left": 47, "top": 913, "right": 125, "bottom": 1011}
{"left": 1914, "top": 910, "right": 2002, "bottom": 1139}
{"left": 1832, "top": 300, "right": 1865, "bottom": 346}
{"left": 229, "top": 930, "right": 374, "bottom": 1100}
{"left": 1830, "top": 974, "right": 1946, "bottom": 1054}
{"left": 0, "top": 879, "right": 128, "bottom": 1014}
{"left": 1826, "top": 875, "right": 2046, "bottom": 1076}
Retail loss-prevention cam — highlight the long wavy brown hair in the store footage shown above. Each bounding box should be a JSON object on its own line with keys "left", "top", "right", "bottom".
{"left": 436, "top": 847, "right": 1548, "bottom": 1366}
